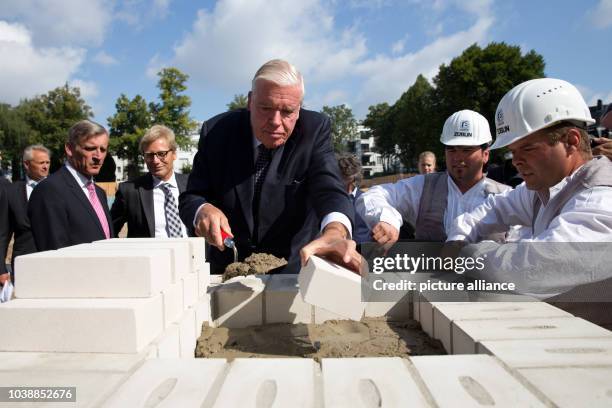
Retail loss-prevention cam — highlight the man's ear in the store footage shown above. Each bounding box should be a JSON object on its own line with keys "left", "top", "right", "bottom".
{"left": 566, "top": 128, "right": 581, "bottom": 152}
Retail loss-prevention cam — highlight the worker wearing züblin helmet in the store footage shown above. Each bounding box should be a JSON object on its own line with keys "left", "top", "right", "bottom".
{"left": 449, "top": 77, "right": 612, "bottom": 244}
{"left": 356, "top": 109, "right": 510, "bottom": 246}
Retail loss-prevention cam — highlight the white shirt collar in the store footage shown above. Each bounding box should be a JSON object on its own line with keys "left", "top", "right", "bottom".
{"left": 539, "top": 162, "right": 587, "bottom": 205}
{"left": 447, "top": 173, "right": 486, "bottom": 197}
{"left": 152, "top": 172, "right": 177, "bottom": 189}
{"left": 65, "top": 161, "right": 93, "bottom": 187}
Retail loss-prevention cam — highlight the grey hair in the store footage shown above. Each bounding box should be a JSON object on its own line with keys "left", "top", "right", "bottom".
{"left": 139, "top": 124, "right": 178, "bottom": 152}
{"left": 67, "top": 120, "right": 107, "bottom": 146}
{"left": 251, "top": 59, "right": 305, "bottom": 98}
{"left": 23, "top": 144, "right": 51, "bottom": 162}
{"left": 418, "top": 151, "right": 436, "bottom": 162}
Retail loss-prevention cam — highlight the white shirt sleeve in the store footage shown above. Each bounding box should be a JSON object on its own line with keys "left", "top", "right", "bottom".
{"left": 447, "top": 183, "right": 535, "bottom": 242}
{"left": 355, "top": 176, "right": 424, "bottom": 232}
{"left": 321, "top": 212, "right": 353, "bottom": 239}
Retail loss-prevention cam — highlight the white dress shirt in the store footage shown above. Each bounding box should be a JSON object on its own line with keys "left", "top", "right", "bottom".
{"left": 25, "top": 176, "right": 40, "bottom": 200}
{"left": 153, "top": 172, "right": 188, "bottom": 238}
{"left": 356, "top": 173, "right": 510, "bottom": 235}
{"left": 65, "top": 162, "right": 94, "bottom": 199}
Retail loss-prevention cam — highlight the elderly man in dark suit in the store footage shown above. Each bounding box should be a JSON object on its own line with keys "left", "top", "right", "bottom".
{"left": 179, "top": 59, "right": 361, "bottom": 274}
{"left": 29, "top": 120, "right": 113, "bottom": 251}
{"left": 3, "top": 144, "right": 50, "bottom": 281}
{"left": 111, "top": 125, "right": 189, "bottom": 237}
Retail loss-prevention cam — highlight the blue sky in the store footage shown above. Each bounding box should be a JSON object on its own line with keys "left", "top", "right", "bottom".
{"left": 1, "top": 0, "right": 611, "bottom": 127}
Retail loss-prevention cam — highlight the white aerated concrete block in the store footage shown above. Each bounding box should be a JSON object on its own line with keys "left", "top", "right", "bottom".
{"left": 265, "top": 274, "right": 311, "bottom": 324}
{"left": 162, "top": 282, "right": 184, "bottom": 327}
{"left": 178, "top": 308, "right": 197, "bottom": 359}
{"left": 481, "top": 337, "right": 612, "bottom": 368}
{"left": 434, "top": 302, "right": 573, "bottom": 354}
{"left": 322, "top": 358, "right": 429, "bottom": 407}
{"left": 195, "top": 294, "right": 212, "bottom": 334}
{"left": 15, "top": 249, "right": 172, "bottom": 298}
{"left": 0, "top": 351, "right": 147, "bottom": 373}
{"left": 90, "top": 241, "right": 191, "bottom": 282}
{"left": 103, "top": 237, "right": 206, "bottom": 273}
{"left": 212, "top": 275, "right": 268, "bottom": 328}
{"left": 298, "top": 255, "right": 365, "bottom": 321}
{"left": 413, "top": 291, "right": 421, "bottom": 322}
{"left": 198, "top": 263, "right": 211, "bottom": 298}
{"left": 102, "top": 359, "right": 227, "bottom": 408}
{"left": 151, "top": 324, "right": 181, "bottom": 359}
{"left": 364, "top": 273, "right": 412, "bottom": 321}
{"left": 517, "top": 366, "right": 612, "bottom": 407}
{"left": 182, "top": 273, "right": 198, "bottom": 309}
{"left": 453, "top": 317, "right": 612, "bottom": 355}
{"left": 412, "top": 355, "right": 545, "bottom": 407}
{"left": 0, "top": 296, "right": 164, "bottom": 353}
{"left": 214, "top": 359, "right": 316, "bottom": 407}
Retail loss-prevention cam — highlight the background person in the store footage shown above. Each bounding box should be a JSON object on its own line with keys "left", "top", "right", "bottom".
{"left": 111, "top": 125, "right": 188, "bottom": 238}
{"left": 337, "top": 153, "right": 371, "bottom": 244}
{"left": 417, "top": 151, "right": 436, "bottom": 174}
{"left": 29, "top": 120, "right": 113, "bottom": 251}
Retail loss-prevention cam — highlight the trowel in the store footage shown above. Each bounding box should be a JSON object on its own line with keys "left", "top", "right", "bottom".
{"left": 220, "top": 228, "right": 238, "bottom": 263}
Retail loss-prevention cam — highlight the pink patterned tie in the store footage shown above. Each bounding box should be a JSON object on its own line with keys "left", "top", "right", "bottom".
{"left": 87, "top": 182, "right": 110, "bottom": 239}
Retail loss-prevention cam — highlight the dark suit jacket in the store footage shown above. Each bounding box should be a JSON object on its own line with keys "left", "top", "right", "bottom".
{"left": 5, "top": 181, "right": 37, "bottom": 277}
{"left": 28, "top": 166, "right": 114, "bottom": 251}
{"left": 111, "top": 172, "right": 188, "bottom": 237}
{"left": 179, "top": 109, "right": 354, "bottom": 273}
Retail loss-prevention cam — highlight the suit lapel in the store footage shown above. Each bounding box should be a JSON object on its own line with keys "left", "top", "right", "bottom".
{"left": 140, "top": 174, "right": 155, "bottom": 236}
{"left": 60, "top": 167, "right": 105, "bottom": 236}
{"left": 234, "top": 117, "right": 255, "bottom": 235}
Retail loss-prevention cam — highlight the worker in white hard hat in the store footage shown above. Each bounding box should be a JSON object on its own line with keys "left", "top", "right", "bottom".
{"left": 445, "top": 78, "right": 612, "bottom": 305}
{"left": 356, "top": 109, "right": 510, "bottom": 246}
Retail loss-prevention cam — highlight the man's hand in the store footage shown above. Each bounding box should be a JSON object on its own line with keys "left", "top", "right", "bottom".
{"left": 0, "top": 273, "right": 10, "bottom": 287}
{"left": 194, "top": 203, "right": 231, "bottom": 251}
{"left": 592, "top": 137, "right": 612, "bottom": 158}
{"left": 371, "top": 221, "right": 399, "bottom": 250}
{"left": 300, "top": 222, "right": 362, "bottom": 274}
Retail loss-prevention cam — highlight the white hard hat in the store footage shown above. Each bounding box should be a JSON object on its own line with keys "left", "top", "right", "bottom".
{"left": 491, "top": 78, "right": 595, "bottom": 149}
{"left": 440, "top": 110, "right": 492, "bottom": 146}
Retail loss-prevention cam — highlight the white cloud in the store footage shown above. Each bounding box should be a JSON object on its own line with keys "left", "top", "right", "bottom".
{"left": 156, "top": 0, "right": 366, "bottom": 90}
{"left": 93, "top": 50, "right": 118, "bottom": 66}
{"left": 0, "top": 21, "right": 86, "bottom": 105}
{"left": 391, "top": 39, "right": 405, "bottom": 55}
{"left": 351, "top": 15, "right": 493, "bottom": 116}
{"left": 70, "top": 79, "right": 99, "bottom": 100}
{"left": 317, "top": 89, "right": 349, "bottom": 106}
{"left": 0, "top": 0, "right": 113, "bottom": 47}
{"left": 588, "top": 0, "right": 612, "bottom": 29}
{"left": 115, "top": 0, "right": 173, "bottom": 28}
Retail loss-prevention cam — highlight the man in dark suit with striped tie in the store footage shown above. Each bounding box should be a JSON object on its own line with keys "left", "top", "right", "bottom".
{"left": 29, "top": 120, "right": 113, "bottom": 251}
{"left": 111, "top": 125, "right": 188, "bottom": 238}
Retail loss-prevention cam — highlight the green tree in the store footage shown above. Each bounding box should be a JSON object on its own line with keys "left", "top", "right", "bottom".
{"left": 433, "top": 42, "right": 545, "bottom": 136}
{"left": 0, "top": 103, "right": 31, "bottom": 179}
{"left": 321, "top": 104, "right": 358, "bottom": 152}
{"left": 227, "top": 94, "right": 248, "bottom": 111}
{"left": 393, "top": 75, "right": 438, "bottom": 169}
{"left": 107, "top": 94, "right": 151, "bottom": 179}
{"left": 16, "top": 84, "right": 93, "bottom": 171}
{"left": 149, "top": 67, "right": 197, "bottom": 149}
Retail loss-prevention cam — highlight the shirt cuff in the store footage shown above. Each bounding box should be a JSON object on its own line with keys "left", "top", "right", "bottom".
{"left": 378, "top": 208, "right": 402, "bottom": 232}
{"left": 192, "top": 203, "right": 209, "bottom": 228}
{"left": 321, "top": 212, "right": 353, "bottom": 239}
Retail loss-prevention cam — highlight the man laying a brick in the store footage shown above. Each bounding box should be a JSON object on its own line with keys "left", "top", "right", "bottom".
{"left": 179, "top": 59, "right": 361, "bottom": 275}
{"left": 356, "top": 109, "right": 511, "bottom": 246}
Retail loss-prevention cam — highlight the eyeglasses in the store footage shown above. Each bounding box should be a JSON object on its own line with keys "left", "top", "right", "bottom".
{"left": 143, "top": 150, "right": 173, "bottom": 161}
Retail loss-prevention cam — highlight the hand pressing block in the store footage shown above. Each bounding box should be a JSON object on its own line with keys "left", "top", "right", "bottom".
{"left": 298, "top": 255, "right": 367, "bottom": 321}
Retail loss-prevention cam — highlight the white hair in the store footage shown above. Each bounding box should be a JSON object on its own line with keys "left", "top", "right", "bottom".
{"left": 251, "top": 59, "right": 305, "bottom": 98}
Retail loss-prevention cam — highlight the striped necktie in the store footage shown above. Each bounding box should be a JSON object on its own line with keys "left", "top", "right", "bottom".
{"left": 86, "top": 181, "right": 110, "bottom": 238}
{"left": 159, "top": 183, "right": 184, "bottom": 237}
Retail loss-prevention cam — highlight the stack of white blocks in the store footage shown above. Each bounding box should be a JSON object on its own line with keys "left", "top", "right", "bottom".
{"left": 2, "top": 245, "right": 612, "bottom": 407}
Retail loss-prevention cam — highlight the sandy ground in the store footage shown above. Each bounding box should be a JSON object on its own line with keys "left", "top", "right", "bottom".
{"left": 196, "top": 317, "right": 445, "bottom": 361}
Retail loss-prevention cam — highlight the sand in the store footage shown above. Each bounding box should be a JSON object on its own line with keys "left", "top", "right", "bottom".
{"left": 222, "top": 253, "right": 287, "bottom": 282}
{"left": 196, "top": 317, "right": 445, "bottom": 361}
